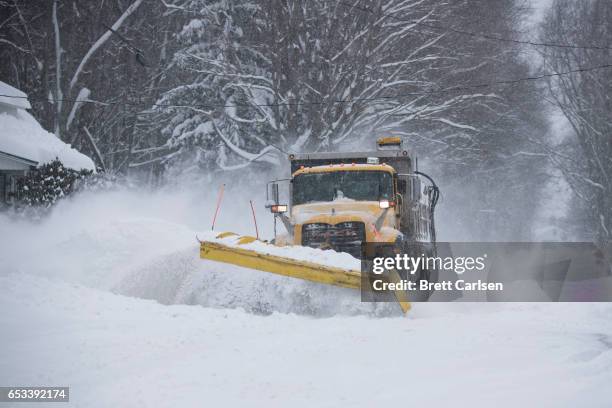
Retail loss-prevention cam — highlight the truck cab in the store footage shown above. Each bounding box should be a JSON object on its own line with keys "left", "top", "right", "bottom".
{"left": 267, "top": 137, "right": 437, "bottom": 259}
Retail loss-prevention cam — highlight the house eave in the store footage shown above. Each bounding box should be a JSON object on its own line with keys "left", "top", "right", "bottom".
{"left": 0, "top": 150, "right": 38, "bottom": 167}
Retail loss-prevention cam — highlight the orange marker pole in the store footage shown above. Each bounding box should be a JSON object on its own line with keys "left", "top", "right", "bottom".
{"left": 211, "top": 184, "right": 225, "bottom": 231}
{"left": 249, "top": 200, "right": 259, "bottom": 240}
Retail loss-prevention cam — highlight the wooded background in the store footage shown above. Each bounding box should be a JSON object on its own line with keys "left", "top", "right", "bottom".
{"left": 1, "top": 0, "right": 610, "bottom": 243}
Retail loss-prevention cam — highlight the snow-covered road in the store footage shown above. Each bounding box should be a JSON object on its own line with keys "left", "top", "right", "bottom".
{"left": 1, "top": 190, "right": 611, "bottom": 407}
{"left": 2, "top": 274, "right": 612, "bottom": 407}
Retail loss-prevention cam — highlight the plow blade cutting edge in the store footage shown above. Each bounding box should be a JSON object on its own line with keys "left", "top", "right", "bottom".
{"left": 198, "top": 233, "right": 411, "bottom": 313}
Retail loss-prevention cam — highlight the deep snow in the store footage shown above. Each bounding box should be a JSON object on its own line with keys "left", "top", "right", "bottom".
{"left": 1, "top": 187, "right": 612, "bottom": 407}
{"left": 2, "top": 274, "right": 612, "bottom": 407}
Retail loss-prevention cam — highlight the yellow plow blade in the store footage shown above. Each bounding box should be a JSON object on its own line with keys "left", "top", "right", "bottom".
{"left": 199, "top": 233, "right": 410, "bottom": 313}
{"left": 200, "top": 238, "right": 361, "bottom": 289}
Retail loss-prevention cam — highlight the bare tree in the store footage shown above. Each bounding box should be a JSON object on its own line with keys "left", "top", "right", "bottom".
{"left": 540, "top": 0, "right": 612, "bottom": 246}
{"left": 0, "top": 0, "right": 178, "bottom": 175}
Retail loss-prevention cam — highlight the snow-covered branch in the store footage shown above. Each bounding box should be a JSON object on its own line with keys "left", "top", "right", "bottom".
{"left": 69, "top": 0, "right": 144, "bottom": 91}
{"left": 66, "top": 88, "right": 91, "bottom": 130}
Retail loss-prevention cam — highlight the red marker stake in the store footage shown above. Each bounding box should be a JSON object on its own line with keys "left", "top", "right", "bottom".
{"left": 250, "top": 200, "right": 259, "bottom": 240}
{"left": 211, "top": 184, "right": 225, "bottom": 231}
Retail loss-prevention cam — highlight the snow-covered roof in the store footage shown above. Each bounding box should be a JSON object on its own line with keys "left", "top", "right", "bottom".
{"left": 0, "top": 81, "right": 31, "bottom": 110}
{"left": 0, "top": 81, "right": 95, "bottom": 171}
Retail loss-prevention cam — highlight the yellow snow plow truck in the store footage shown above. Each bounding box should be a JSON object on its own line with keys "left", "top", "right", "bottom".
{"left": 200, "top": 137, "right": 439, "bottom": 312}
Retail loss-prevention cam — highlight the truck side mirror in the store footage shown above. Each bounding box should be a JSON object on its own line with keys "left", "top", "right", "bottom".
{"left": 266, "top": 180, "right": 289, "bottom": 214}
{"left": 268, "top": 183, "right": 280, "bottom": 204}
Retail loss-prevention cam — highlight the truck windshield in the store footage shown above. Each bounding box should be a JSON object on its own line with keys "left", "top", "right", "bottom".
{"left": 292, "top": 171, "right": 393, "bottom": 205}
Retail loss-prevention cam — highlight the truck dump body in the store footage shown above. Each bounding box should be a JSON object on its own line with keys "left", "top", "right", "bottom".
{"left": 289, "top": 150, "right": 414, "bottom": 175}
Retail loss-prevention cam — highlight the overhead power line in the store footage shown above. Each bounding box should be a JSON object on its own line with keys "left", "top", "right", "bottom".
{"left": 337, "top": 1, "right": 612, "bottom": 52}
{"left": 1, "top": 62, "right": 611, "bottom": 110}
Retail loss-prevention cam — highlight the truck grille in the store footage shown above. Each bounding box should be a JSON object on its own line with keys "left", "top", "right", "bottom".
{"left": 301, "top": 222, "right": 365, "bottom": 258}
